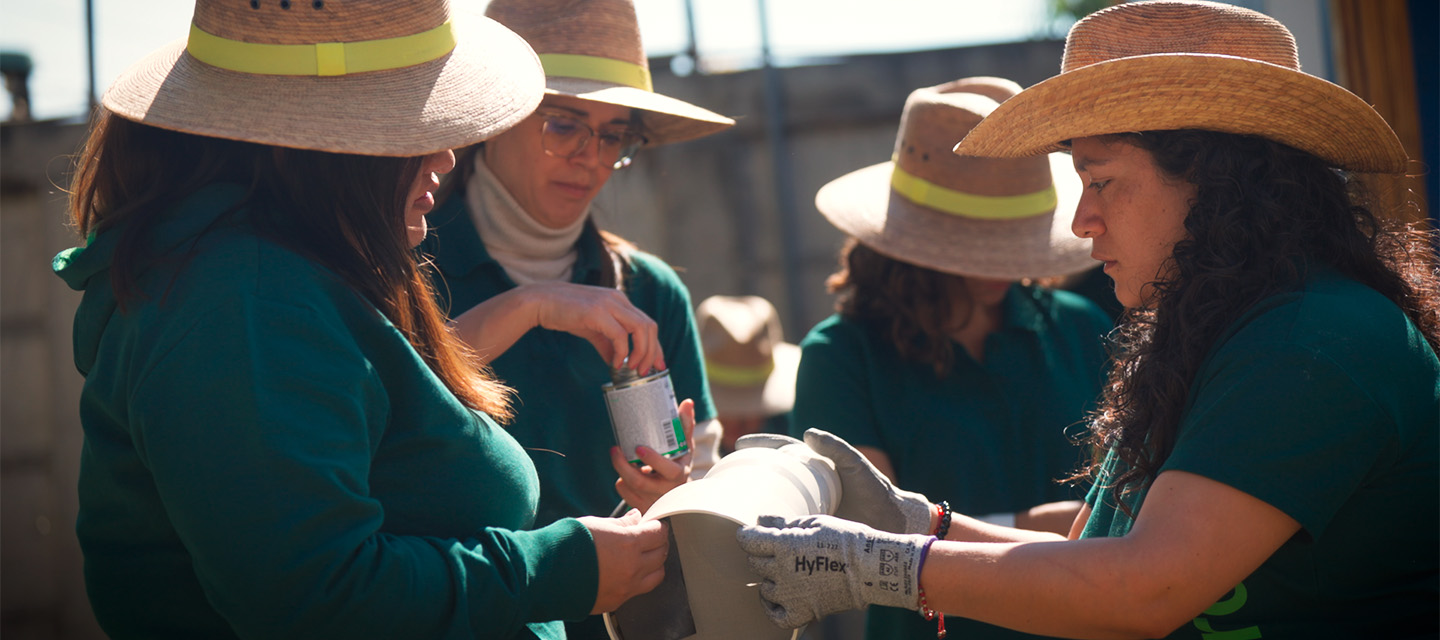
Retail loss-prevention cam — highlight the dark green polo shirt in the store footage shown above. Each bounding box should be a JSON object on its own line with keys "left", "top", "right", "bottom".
{"left": 54, "top": 184, "right": 596, "bottom": 639}
{"left": 792, "top": 285, "right": 1113, "bottom": 640}
{"left": 422, "top": 193, "right": 718, "bottom": 640}
{"left": 1083, "top": 268, "right": 1439, "bottom": 639}
{"left": 421, "top": 194, "right": 716, "bottom": 527}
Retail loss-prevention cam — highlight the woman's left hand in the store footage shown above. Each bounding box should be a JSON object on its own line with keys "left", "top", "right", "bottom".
{"left": 612, "top": 398, "right": 695, "bottom": 513}
{"left": 737, "top": 514, "right": 931, "bottom": 629}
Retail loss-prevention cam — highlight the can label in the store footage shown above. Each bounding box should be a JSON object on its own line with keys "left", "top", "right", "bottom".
{"left": 603, "top": 370, "right": 687, "bottom": 464}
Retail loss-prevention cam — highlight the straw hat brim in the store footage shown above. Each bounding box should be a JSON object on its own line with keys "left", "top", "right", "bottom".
{"left": 708, "top": 341, "right": 800, "bottom": 418}
{"left": 954, "top": 53, "right": 1407, "bottom": 174}
{"left": 816, "top": 153, "right": 1096, "bottom": 280}
{"left": 102, "top": 15, "right": 544, "bottom": 157}
{"left": 546, "top": 77, "right": 734, "bottom": 146}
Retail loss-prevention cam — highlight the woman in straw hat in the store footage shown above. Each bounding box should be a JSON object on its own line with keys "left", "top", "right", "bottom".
{"left": 53, "top": 2, "right": 677, "bottom": 638}
{"left": 419, "top": 1, "right": 731, "bottom": 627}
{"left": 736, "top": 2, "right": 1439, "bottom": 638}
{"left": 782, "top": 76, "right": 1112, "bottom": 640}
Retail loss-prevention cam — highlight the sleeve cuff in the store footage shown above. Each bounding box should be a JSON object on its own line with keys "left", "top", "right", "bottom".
{"left": 513, "top": 518, "right": 598, "bottom": 623}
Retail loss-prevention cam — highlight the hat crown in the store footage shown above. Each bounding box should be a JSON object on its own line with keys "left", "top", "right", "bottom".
{"left": 698, "top": 296, "right": 783, "bottom": 369}
{"left": 486, "top": 0, "right": 647, "bottom": 68}
{"left": 895, "top": 77, "right": 1053, "bottom": 198}
{"left": 1063, "top": 0, "right": 1298, "bottom": 73}
{"left": 193, "top": 0, "right": 449, "bottom": 45}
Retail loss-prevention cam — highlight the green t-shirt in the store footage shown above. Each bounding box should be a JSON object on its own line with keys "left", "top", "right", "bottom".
{"left": 53, "top": 184, "right": 597, "bottom": 639}
{"left": 421, "top": 191, "right": 717, "bottom": 639}
{"left": 792, "top": 286, "right": 1114, "bottom": 640}
{"left": 1082, "top": 268, "right": 1440, "bottom": 638}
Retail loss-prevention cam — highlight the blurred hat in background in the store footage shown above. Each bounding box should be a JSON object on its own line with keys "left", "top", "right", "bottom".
{"left": 696, "top": 295, "right": 799, "bottom": 419}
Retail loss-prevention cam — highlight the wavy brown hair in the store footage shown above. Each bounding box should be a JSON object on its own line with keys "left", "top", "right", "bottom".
{"left": 68, "top": 112, "right": 513, "bottom": 420}
{"left": 826, "top": 239, "right": 981, "bottom": 377}
{"left": 1078, "top": 130, "right": 1440, "bottom": 514}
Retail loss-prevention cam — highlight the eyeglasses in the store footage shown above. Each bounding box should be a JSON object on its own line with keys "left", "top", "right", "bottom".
{"left": 537, "top": 110, "right": 647, "bottom": 170}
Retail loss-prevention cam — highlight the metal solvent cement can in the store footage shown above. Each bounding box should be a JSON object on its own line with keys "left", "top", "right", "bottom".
{"left": 602, "top": 367, "right": 687, "bottom": 464}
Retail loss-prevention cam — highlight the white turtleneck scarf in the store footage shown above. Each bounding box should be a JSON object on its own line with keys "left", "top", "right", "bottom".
{"left": 465, "top": 155, "right": 590, "bottom": 286}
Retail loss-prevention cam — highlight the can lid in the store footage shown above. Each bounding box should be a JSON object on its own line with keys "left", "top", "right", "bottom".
{"left": 611, "top": 358, "right": 640, "bottom": 384}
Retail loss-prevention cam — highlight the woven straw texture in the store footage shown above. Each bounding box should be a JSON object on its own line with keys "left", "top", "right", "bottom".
{"left": 486, "top": 0, "right": 733, "bottom": 145}
{"left": 102, "top": 0, "right": 544, "bottom": 157}
{"left": 696, "top": 295, "right": 799, "bottom": 418}
{"left": 954, "top": 0, "right": 1406, "bottom": 173}
{"left": 816, "top": 77, "right": 1095, "bottom": 280}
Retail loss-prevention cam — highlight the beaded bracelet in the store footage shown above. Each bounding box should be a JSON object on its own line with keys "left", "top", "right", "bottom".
{"left": 933, "top": 500, "right": 953, "bottom": 539}
{"left": 918, "top": 587, "right": 947, "bottom": 638}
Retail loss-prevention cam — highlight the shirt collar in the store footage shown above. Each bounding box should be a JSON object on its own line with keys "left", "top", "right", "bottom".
{"left": 425, "top": 187, "right": 610, "bottom": 287}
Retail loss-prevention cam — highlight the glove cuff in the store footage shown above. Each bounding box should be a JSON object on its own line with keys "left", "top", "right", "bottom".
{"left": 854, "top": 532, "right": 932, "bottom": 611}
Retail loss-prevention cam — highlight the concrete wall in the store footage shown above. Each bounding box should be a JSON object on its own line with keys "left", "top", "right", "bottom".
{"left": 601, "top": 39, "right": 1068, "bottom": 338}
{"left": 1, "top": 119, "right": 104, "bottom": 639}
{"left": 0, "top": 40, "right": 1064, "bottom": 637}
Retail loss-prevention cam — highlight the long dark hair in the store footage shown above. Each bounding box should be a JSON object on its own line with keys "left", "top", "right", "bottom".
{"left": 1080, "top": 130, "right": 1440, "bottom": 513}
{"left": 827, "top": 239, "right": 979, "bottom": 377}
{"left": 68, "top": 112, "right": 513, "bottom": 420}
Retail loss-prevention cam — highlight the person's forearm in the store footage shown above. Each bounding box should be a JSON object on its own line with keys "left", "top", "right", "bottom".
{"left": 944, "top": 512, "right": 1068, "bottom": 543}
{"left": 919, "top": 537, "right": 1199, "bottom": 640}
{"left": 448, "top": 288, "right": 536, "bottom": 364}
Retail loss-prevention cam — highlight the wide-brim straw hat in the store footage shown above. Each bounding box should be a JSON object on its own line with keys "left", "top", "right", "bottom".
{"left": 816, "top": 77, "right": 1094, "bottom": 280}
{"left": 102, "top": 0, "right": 545, "bottom": 157}
{"left": 696, "top": 295, "right": 799, "bottom": 418}
{"left": 954, "top": 0, "right": 1406, "bottom": 173}
{"left": 485, "top": 0, "right": 734, "bottom": 146}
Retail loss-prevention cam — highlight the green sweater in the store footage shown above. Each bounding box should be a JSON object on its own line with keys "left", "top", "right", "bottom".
{"left": 421, "top": 191, "right": 717, "bottom": 640}
{"left": 54, "top": 184, "right": 596, "bottom": 639}
{"left": 1083, "top": 268, "right": 1439, "bottom": 638}
{"left": 420, "top": 193, "right": 716, "bottom": 528}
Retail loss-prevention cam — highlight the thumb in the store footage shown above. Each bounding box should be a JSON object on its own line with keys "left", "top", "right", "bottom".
{"left": 804, "top": 429, "right": 875, "bottom": 475}
{"left": 754, "top": 514, "right": 791, "bottom": 528}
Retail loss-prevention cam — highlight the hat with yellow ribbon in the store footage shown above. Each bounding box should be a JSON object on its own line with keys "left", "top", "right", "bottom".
{"left": 816, "top": 77, "right": 1094, "bottom": 280}
{"left": 696, "top": 295, "right": 799, "bottom": 419}
{"left": 485, "top": 0, "right": 734, "bottom": 146}
{"left": 953, "top": 1, "right": 1406, "bottom": 174}
{"left": 101, "top": 0, "right": 544, "bottom": 157}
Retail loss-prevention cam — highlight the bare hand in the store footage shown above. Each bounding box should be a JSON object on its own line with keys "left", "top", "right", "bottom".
{"left": 580, "top": 509, "right": 669, "bottom": 614}
{"left": 612, "top": 399, "right": 695, "bottom": 513}
{"left": 525, "top": 281, "right": 664, "bottom": 373}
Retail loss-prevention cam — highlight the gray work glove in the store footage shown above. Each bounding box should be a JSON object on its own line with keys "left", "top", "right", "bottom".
{"left": 737, "top": 514, "right": 932, "bottom": 629}
{"left": 803, "top": 429, "right": 934, "bottom": 535}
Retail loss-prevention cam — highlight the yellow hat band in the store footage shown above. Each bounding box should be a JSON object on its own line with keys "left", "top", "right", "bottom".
{"left": 539, "top": 53, "right": 653, "bottom": 92}
{"left": 186, "top": 21, "right": 456, "bottom": 77}
{"left": 890, "top": 162, "right": 1057, "bottom": 220}
{"left": 705, "top": 359, "right": 775, "bottom": 387}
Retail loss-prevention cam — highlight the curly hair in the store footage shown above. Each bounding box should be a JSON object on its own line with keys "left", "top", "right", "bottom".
{"left": 1079, "top": 130, "right": 1440, "bottom": 514}
{"left": 826, "top": 239, "right": 980, "bottom": 377}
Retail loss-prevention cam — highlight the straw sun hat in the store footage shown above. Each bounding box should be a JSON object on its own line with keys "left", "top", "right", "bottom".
{"left": 816, "top": 77, "right": 1094, "bottom": 281}
{"left": 485, "top": 0, "right": 734, "bottom": 146}
{"left": 955, "top": 0, "right": 1407, "bottom": 173}
{"left": 696, "top": 295, "right": 800, "bottom": 419}
{"left": 101, "top": 0, "right": 544, "bottom": 157}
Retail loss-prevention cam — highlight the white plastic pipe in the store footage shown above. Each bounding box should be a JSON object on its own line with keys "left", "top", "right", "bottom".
{"left": 605, "top": 442, "right": 841, "bottom": 640}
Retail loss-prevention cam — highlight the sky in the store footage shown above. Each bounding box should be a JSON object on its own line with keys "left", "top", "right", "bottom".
{"left": 0, "top": 0, "right": 1061, "bottom": 122}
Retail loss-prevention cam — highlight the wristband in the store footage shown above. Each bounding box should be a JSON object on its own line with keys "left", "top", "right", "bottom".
{"left": 916, "top": 539, "right": 947, "bottom": 640}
